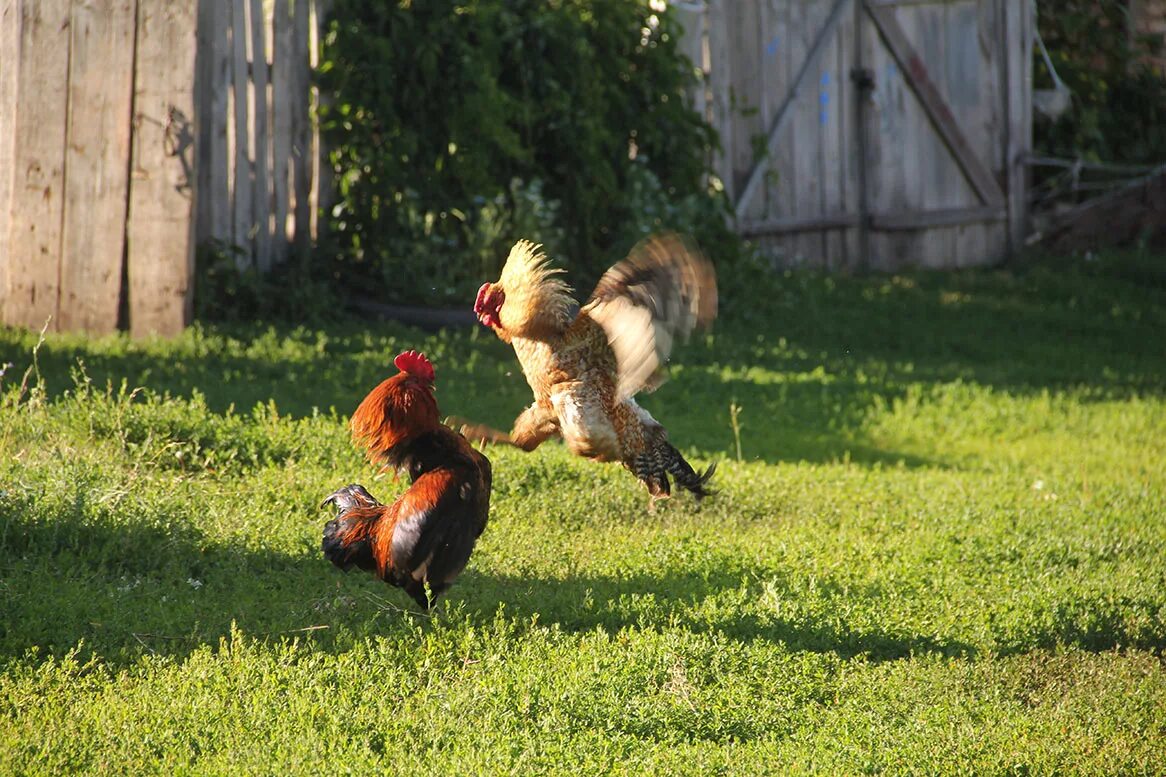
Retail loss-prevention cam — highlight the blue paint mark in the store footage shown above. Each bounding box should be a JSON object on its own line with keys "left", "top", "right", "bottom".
{"left": 819, "top": 71, "right": 830, "bottom": 125}
{"left": 765, "top": 36, "right": 780, "bottom": 57}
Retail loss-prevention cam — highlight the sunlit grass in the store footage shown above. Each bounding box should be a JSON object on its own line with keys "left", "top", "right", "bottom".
{"left": 1, "top": 252, "right": 1164, "bottom": 772}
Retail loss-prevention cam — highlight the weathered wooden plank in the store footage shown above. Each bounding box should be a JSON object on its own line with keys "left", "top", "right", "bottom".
{"left": 291, "top": 0, "right": 311, "bottom": 260}
{"left": 768, "top": 0, "right": 798, "bottom": 267}
{"left": 734, "top": 0, "right": 851, "bottom": 220}
{"left": 850, "top": 0, "right": 873, "bottom": 270}
{"left": 0, "top": 0, "right": 19, "bottom": 314}
{"left": 755, "top": 0, "right": 788, "bottom": 264}
{"left": 57, "top": 0, "right": 136, "bottom": 333}
{"left": 787, "top": 0, "right": 825, "bottom": 265}
{"left": 4, "top": 0, "right": 71, "bottom": 331}
{"left": 861, "top": 9, "right": 911, "bottom": 270}
{"left": 706, "top": 0, "right": 733, "bottom": 199}
{"left": 836, "top": 1, "right": 863, "bottom": 270}
{"left": 309, "top": 0, "right": 329, "bottom": 243}
{"left": 742, "top": 205, "right": 1005, "bottom": 237}
{"left": 196, "top": 0, "right": 231, "bottom": 248}
{"left": 911, "top": 2, "right": 954, "bottom": 269}
{"left": 126, "top": 0, "right": 198, "bottom": 337}
{"left": 756, "top": 0, "right": 772, "bottom": 218}
{"left": 727, "top": 0, "right": 760, "bottom": 214}
{"left": 271, "top": 0, "right": 293, "bottom": 262}
{"left": 249, "top": 0, "right": 272, "bottom": 270}
{"left": 821, "top": 8, "right": 849, "bottom": 269}
{"left": 865, "top": 0, "right": 1005, "bottom": 207}
{"left": 230, "top": 0, "right": 252, "bottom": 261}
{"left": 741, "top": 213, "right": 860, "bottom": 236}
{"left": 872, "top": 205, "right": 1006, "bottom": 230}
{"left": 1003, "top": 0, "right": 1032, "bottom": 255}
{"left": 951, "top": 0, "right": 993, "bottom": 267}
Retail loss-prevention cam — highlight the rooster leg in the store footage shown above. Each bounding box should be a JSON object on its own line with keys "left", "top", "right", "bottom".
{"left": 452, "top": 404, "right": 558, "bottom": 452}
{"left": 450, "top": 419, "right": 517, "bottom": 447}
{"left": 510, "top": 403, "right": 560, "bottom": 451}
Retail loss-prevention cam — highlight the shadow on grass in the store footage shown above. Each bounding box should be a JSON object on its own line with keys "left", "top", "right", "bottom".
{"left": 4, "top": 495, "right": 1162, "bottom": 669}
{"left": 459, "top": 570, "right": 979, "bottom": 662}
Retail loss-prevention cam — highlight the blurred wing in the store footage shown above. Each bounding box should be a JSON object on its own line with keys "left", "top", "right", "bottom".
{"left": 389, "top": 467, "right": 487, "bottom": 585}
{"left": 583, "top": 233, "right": 717, "bottom": 401}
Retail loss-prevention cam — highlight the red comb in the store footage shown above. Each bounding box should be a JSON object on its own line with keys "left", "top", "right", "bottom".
{"left": 393, "top": 350, "right": 435, "bottom": 382}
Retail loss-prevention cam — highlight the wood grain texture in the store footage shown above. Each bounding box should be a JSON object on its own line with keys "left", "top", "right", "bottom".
{"left": 229, "top": 0, "right": 252, "bottom": 258}
{"left": 126, "top": 0, "right": 197, "bottom": 337}
{"left": 1003, "top": 0, "right": 1033, "bottom": 255}
{"left": 271, "top": 0, "right": 294, "bottom": 263}
{"left": 58, "top": 0, "right": 136, "bottom": 333}
{"left": 0, "top": 0, "right": 19, "bottom": 314}
{"left": 728, "top": 0, "right": 762, "bottom": 220}
{"left": 706, "top": 0, "right": 733, "bottom": 199}
{"left": 733, "top": 0, "right": 850, "bottom": 222}
{"left": 291, "top": 0, "right": 311, "bottom": 260}
{"left": 3, "top": 0, "right": 70, "bottom": 330}
{"left": 248, "top": 0, "right": 271, "bottom": 271}
{"left": 196, "top": 0, "right": 231, "bottom": 251}
{"left": 866, "top": 1, "right": 1005, "bottom": 207}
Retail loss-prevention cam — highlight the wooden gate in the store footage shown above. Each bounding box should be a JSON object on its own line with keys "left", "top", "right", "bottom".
{"left": 688, "top": 0, "right": 1032, "bottom": 270}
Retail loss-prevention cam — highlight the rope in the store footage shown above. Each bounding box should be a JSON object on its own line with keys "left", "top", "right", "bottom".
{"left": 1032, "top": 4, "right": 1068, "bottom": 93}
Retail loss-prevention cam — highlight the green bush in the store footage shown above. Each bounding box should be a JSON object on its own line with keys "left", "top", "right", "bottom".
{"left": 317, "top": 0, "right": 735, "bottom": 307}
{"left": 1034, "top": 0, "right": 1166, "bottom": 165}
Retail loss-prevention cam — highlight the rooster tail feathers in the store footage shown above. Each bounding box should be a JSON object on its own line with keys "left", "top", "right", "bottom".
{"left": 319, "top": 483, "right": 383, "bottom": 511}
{"left": 320, "top": 484, "right": 385, "bottom": 574}
{"left": 663, "top": 445, "right": 717, "bottom": 500}
{"left": 321, "top": 516, "right": 376, "bottom": 573}
{"left": 632, "top": 440, "right": 716, "bottom": 501}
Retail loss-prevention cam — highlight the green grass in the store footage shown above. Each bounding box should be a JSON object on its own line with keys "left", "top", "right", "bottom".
{"left": 1, "top": 252, "right": 1165, "bottom": 773}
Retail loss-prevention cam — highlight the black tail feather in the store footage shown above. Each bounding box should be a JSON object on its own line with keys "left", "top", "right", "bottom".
{"left": 321, "top": 516, "right": 375, "bottom": 572}
{"left": 319, "top": 483, "right": 382, "bottom": 511}
{"left": 664, "top": 445, "right": 716, "bottom": 500}
{"left": 632, "top": 442, "right": 716, "bottom": 501}
{"left": 320, "top": 484, "right": 383, "bottom": 573}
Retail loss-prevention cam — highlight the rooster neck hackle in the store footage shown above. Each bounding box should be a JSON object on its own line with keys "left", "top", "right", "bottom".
{"left": 498, "top": 240, "right": 575, "bottom": 338}
{"left": 349, "top": 373, "right": 440, "bottom": 465}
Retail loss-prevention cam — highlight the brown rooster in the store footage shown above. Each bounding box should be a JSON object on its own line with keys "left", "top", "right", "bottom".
{"left": 321, "top": 351, "right": 492, "bottom": 609}
{"left": 469, "top": 233, "right": 717, "bottom": 504}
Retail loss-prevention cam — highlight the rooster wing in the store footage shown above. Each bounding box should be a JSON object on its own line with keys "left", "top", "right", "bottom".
{"left": 387, "top": 465, "right": 489, "bottom": 593}
{"left": 582, "top": 233, "right": 717, "bottom": 402}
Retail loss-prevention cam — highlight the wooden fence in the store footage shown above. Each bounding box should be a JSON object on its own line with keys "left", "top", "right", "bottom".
{"left": 2, "top": 0, "right": 1034, "bottom": 336}
{"left": 675, "top": 0, "right": 1033, "bottom": 271}
{"left": 0, "top": 0, "right": 325, "bottom": 336}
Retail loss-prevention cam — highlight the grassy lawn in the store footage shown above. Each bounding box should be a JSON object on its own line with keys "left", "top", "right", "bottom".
{"left": 1, "top": 253, "right": 1164, "bottom": 773}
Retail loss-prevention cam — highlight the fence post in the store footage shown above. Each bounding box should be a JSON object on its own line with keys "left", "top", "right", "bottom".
{"left": 126, "top": 0, "right": 198, "bottom": 337}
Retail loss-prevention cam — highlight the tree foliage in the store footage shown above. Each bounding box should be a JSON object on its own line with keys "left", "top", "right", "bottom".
{"left": 317, "top": 0, "right": 734, "bottom": 307}
{"left": 1034, "top": 0, "right": 1166, "bottom": 164}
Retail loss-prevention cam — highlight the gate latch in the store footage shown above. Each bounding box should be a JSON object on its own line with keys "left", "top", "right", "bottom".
{"left": 850, "top": 67, "right": 875, "bottom": 93}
